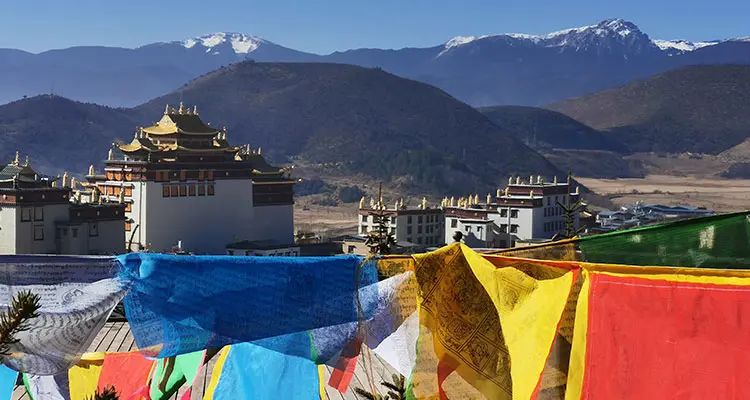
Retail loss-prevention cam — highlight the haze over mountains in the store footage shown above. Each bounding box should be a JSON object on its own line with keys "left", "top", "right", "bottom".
{"left": 1, "top": 19, "right": 749, "bottom": 107}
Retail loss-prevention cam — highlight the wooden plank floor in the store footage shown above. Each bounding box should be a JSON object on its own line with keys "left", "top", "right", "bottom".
{"left": 11, "top": 322, "right": 398, "bottom": 400}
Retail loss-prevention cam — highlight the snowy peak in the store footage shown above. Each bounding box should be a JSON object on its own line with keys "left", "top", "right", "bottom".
{"left": 653, "top": 39, "right": 718, "bottom": 54}
{"left": 181, "top": 32, "right": 267, "bottom": 54}
{"left": 441, "top": 19, "right": 652, "bottom": 56}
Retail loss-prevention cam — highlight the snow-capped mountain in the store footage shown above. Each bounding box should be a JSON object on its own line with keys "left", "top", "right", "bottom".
{"left": 0, "top": 19, "right": 749, "bottom": 107}
{"left": 180, "top": 32, "right": 266, "bottom": 54}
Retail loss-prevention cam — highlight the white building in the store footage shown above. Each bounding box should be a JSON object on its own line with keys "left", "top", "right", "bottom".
{"left": 444, "top": 175, "right": 580, "bottom": 248}
{"left": 85, "top": 104, "right": 296, "bottom": 254}
{"left": 358, "top": 197, "right": 444, "bottom": 247}
{"left": 0, "top": 155, "right": 125, "bottom": 255}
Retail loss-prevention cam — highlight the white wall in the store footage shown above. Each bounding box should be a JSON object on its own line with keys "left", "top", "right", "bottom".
{"left": 359, "top": 212, "right": 443, "bottom": 246}
{"left": 16, "top": 204, "right": 69, "bottom": 254}
{"left": 0, "top": 208, "right": 17, "bottom": 254}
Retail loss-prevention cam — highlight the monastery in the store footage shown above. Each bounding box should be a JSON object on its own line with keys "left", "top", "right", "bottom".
{"left": 85, "top": 103, "right": 296, "bottom": 254}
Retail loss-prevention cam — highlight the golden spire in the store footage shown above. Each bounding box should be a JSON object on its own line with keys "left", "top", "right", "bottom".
{"left": 193, "top": 105, "right": 198, "bottom": 115}
{"left": 246, "top": 144, "right": 251, "bottom": 153}
{"left": 13, "top": 151, "right": 19, "bottom": 165}
{"left": 51, "top": 180, "right": 57, "bottom": 188}
{"left": 399, "top": 198, "right": 404, "bottom": 209}
{"left": 529, "top": 175, "right": 534, "bottom": 184}
{"left": 487, "top": 193, "right": 492, "bottom": 204}
{"left": 450, "top": 196, "right": 455, "bottom": 207}
{"left": 537, "top": 175, "right": 542, "bottom": 184}
{"left": 88, "top": 164, "right": 95, "bottom": 176}
{"left": 258, "top": 147, "right": 262, "bottom": 155}
{"left": 508, "top": 176, "right": 513, "bottom": 185}
{"left": 24, "top": 155, "right": 29, "bottom": 167}
{"left": 395, "top": 200, "right": 399, "bottom": 210}
{"left": 70, "top": 177, "right": 76, "bottom": 189}
{"left": 505, "top": 187, "right": 510, "bottom": 196}
{"left": 575, "top": 186, "right": 580, "bottom": 195}
{"left": 359, "top": 196, "right": 365, "bottom": 209}
{"left": 515, "top": 176, "right": 521, "bottom": 185}
{"left": 108, "top": 148, "right": 114, "bottom": 161}
{"left": 530, "top": 190, "right": 535, "bottom": 198}
{"left": 178, "top": 102, "right": 184, "bottom": 114}
{"left": 370, "top": 198, "right": 375, "bottom": 209}
{"left": 164, "top": 104, "right": 169, "bottom": 114}
{"left": 185, "top": 107, "right": 192, "bottom": 115}
{"left": 62, "top": 171, "right": 69, "bottom": 187}
{"left": 421, "top": 197, "right": 427, "bottom": 209}
{"left": 474, "top": 194, "right": 480, "bottom": 204}
{"left": 554, "top": 176, "right": 558, "bottom": 184}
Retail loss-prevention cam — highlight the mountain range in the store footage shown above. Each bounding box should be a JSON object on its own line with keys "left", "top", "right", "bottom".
{"left": 2, "top": 19, "right": 749, "bottom": 107}
{"left": 0, "top": 62, "right": 562, "bottom": 195}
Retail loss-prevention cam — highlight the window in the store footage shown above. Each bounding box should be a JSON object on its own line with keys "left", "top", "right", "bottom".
{"left": 107, "top": 186, "right": 114, "bottom": 195}
{"left": 407, "top": 226, "right": 412, "bottom": 234}
{"left": 125, "top": 172, "right": 132, "bottom": 181}
{"left": 207, "top": 184, "right": 215, "bottom": 196}
{"left": 170, "top": 185, "right": 179, "bottom": 197}
{"left": 510, "top": 209, "right": 519, "bottom": 218}
{"left": 72, "top": 228, "right": 78, "bottom": 238}
{"left": 451, "top": 219, "right": 457, "bottom": 228}
{"left": 500, "top": 224, "right": 508, "bottom": 233}
{"left": 106, "top": 171, "right": 114, "bottom": 180}
{"left": 125, "top": 203, "right": 132, "bottom": 212}
{"left": 477, "top": 226, "right": 483, "bottom": 234}
{"left": 33, "top": 207, "right": 43, "bottom": 221}
{"left": 198, "top": 170, "right": 205, "bottom": 181}
{"left": 89, "top": 223, "right": 98, "bottom": 237}
{"left": 189, "top": 184, "right": 196, "bottom": 196}
{"left": 362, "top": 215, "right": 368, "bottom": 222}
{"left": 21, "top": 208, "right": 31, "bottom": 222}
{"left": 125, "top": 187, "right": 133, "bottom": 197}
{"left": 360, "top": 225, "right": 367, "bottom": 234}
{"left": 179, "top": 185, "right": 187, "bottom": 197}
{"left": 407, "top": 237, "right": 412, "bottom": 243}
{"left": 163, "top": 185, "right": 170, "bottom": 197}
{"left": 417, "top": 237, "right": 423, "bottom": 244}
{"left": 125, "top": 223, "right": 132, "bottom": 232}
{"left": 511, "top": 224, "right": 519, "bottom": 233}
{"left": 178, "top": 170, "right": 186, "bottom": 181}
{"left": 113, "top": 187, "right": 121, "bottom": 196}
{"left": 114, "top": 172, "right": 122, "bottom": 181}
{"left": 418, "top": 216, "right": 423, "bottom": 224}
{"left": 33, "top": 225, "right": 44, "bottom": 241}
{"left": 544, "top": 208, "right": 547, "bottom": 217}
{"left": 407, "top": 216, "right": 412, "bottom": 224}
{"left": 207, "top": 170, "right": 214, "bottom": 180}
{"left": 347, "top": 245, "right": 356, "bottom": 254}
{"left": 547, "top": 197, "right": 551, "bottom": 206}
{"left": 465, "top": 226, "right": 472, "bottom": 233}
{"left": 418, "top": 226, "right": 422, "bottom": 234}
{"left": 198, "top": 184, "right": 206, "bottom": 196}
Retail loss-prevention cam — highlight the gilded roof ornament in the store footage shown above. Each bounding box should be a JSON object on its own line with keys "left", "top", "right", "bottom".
{"left": 108, "top": 149, "right": 114, "bottom": 161}
{"left": 487, "top": 193, "right": 492, "bottom": 204}
{"left": 496, "top": 188, "right": 502, "bottom": 197}
{"left": 178, "top": 102, "right": 184, "bottom": 114}
{"left": 515, "top": 176, "right": 521, "bottom": 185}
{"left": 193, "top": 105, "right": 198, "bottom": 115}
{"left": 70, "top": 177, "right": 76, "bottom": 189}
{"left": 89, "top": 164, "right": 95, "bottom": 176}
{"left": 164, "top": 104, "right": 169, "bottom": 114}
{"left": 13, "top": 151, "right": 19, "bottom": 165}
{"left": 554, "top": 176, "right": 558, "bottom": 184}
{"left": 359, "top": 196, "right": 365, "bottom": 209}
{"left": 62, "top": 171, "right": 69, "bottom": 187}
{"left": 24, "top": 155, "right": 30, "bottom": 167}
{"left": 508, "top": 176, "right": 513, "bottom": 185}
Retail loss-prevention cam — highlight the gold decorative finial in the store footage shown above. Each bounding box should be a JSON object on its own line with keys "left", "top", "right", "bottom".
{"left": 537, "top": 175, "right": 542, "bottom": 184}
{"left": 88, "top": 164, "right": 95, "bottom": 176}
{"left": 13, "top": 151, "right": 19, "bottom": 165}
{"left": 515, "top": 176, "right": 521, "bottom": 185}
{"left": 359, "top": 196, "right": 365, "bottom": 209}
{"left": 62, "top": 171, "right": 69, "bottom": 187}
{"left": 505, "top": 187, "right": 510, "bottom": 196}
{"left": 575, "top": 186, "right": 580, "bottom": 195}
{"left": 399, "top": 198, "right": 404, "bottom": 209}
{"left": 370, "top": 198, "right": 375, "bottom": 209}
{"left": 530, "top": 190, "right": 535, "bottom": 198}
{"left": 70, "top": 177, "right": 76, "bottom": 189}
{"left": 529, "top": 175, "right": 534, "bottom": 184}
{"left": 487, "top": 193, "right": 492, "bottom": 204}
{"left": 246, "top": 144, "right": 251, "bottom": 154}
{"left": 474, "top": 194, "right": 480, "bottom": 204}
{"left": 185, "top": 106, "right": 192, "bottom": 115}
{"left": 421, "top": 197, "right": 427, "bottom": 209}
{"left": 164, "top": 104, "right": 169, "bottom": 114}
{"left": 24, "top": 155, "right": 29, "bottom": 167}
{"left": 178, "top": 102, "right": 184, "bottom": 114}
{"left": 508, "top": 176, "right": 513, "bottom": 185}
{"left": 51, "top": 180, "right": 57, "bottom": 188}
{"left": 496, "top": 188, "right": 502, "bottom": 198}
{"left": 395, "top": 200, "right": 399, "bottom": 210}
{"left": 553, "top": 176, "right": 558, "bottom": 184}
{"left": 258, "top": 147, "right": 262, "bottom": 155}
{"left": 108, "top": 148, "right": 114, "bottom": 161}
{"left": 450, "top": 196, "right": 455, "bottom": 207}
{"left": 193, "top": 105, "right": 198, "bottom": 115}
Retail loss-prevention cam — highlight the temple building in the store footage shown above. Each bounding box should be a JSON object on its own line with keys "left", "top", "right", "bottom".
{"left": 357, "top": 196, "right": 445, "bottom": 248}
{"left": 85, "top": 104, "right": 295, "bottom": 254}
{"left": 0, "top": 153, "right": 125, "bottom": 255}
{"left": 443, "top": 175, "right": 581, "bottom": 248}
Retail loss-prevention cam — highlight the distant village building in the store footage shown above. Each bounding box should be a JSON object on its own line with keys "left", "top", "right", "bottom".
{"left": 0, "top": 154, "right": 124, "bottom": 254}
{"left": 443, "top": 175, "right": 581, "bottom": 248}
{"left": 85, "top": 104, "right": 296, "bottom": 254}
{"left": 357, "top": 196, "right": 444, "bottom": 247}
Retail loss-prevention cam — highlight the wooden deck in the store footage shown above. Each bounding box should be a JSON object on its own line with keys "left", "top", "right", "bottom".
{"left": 11, "top": 322, "right": 398, "bottom": 399}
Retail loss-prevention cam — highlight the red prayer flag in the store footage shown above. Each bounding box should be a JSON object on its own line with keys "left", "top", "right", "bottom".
{"left": 97, "top": 352, "right": 155, "bottom": 399}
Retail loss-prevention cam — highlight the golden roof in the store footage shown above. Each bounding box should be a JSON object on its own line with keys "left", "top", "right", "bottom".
{"left": 142, "top": 111, "right": 220, "bottom": 136}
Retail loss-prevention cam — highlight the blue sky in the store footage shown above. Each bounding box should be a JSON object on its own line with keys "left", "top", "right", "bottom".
{"left": 1, "top": 0, "right": 748, "bottom": 54}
